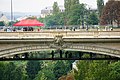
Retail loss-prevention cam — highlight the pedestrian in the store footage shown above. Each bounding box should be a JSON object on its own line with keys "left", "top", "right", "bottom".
{"left": 110, "top": 28, "right": 113, "bottom": 31}
{"left": 38, "top": 28, "right": 40, "bottom": 32}
{"left": 73, "top": 27, "right": 75, "bottom": 31}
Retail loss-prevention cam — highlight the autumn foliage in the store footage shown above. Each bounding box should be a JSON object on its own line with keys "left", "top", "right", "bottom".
{"left": 100, "top": 0, "right": 120, "bottom": 27}
{"left": 58, "top": 73, "right": 75, "bottom": 80}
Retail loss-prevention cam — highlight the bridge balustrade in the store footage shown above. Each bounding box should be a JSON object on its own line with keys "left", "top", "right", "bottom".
{"left": 0, "top": 31, "right": 120, "bottom": 39}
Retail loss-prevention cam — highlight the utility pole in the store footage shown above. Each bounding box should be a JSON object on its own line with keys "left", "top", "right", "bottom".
{"left": 11, "top": 0, "right": 13, "bottom": 27}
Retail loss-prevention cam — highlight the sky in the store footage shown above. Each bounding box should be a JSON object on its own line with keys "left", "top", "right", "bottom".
{"left": 0, "top": 0, "right": 108, "bottom": 13}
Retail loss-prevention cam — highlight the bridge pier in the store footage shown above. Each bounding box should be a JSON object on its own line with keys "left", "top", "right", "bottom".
{"left": 59, "top": 50, "right": 63, "bottom": 58}
{"left": 51, "top": 51, "right": 54, "bottom": 59}
{"left": 65, "top": 51, "right": 68, "bottom": 58}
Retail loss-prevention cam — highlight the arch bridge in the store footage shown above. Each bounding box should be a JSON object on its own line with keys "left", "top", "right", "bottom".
{"left": 0, "top": 30, "right": 120, "bottom": 60}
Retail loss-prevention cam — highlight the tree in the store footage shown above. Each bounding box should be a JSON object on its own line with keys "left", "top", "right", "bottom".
{"left": 45, "top": 13, "right": 64, "bottom": 27}
{"left": 0, "top": 61, "right": 28, "bottom": 80}
{"left": 53, "top": 2, "right": 60, "bottom": 15}
{"left": 109, "top": 61, "right": 120, "bottom": 80}
{"left": 26, "top": 61, "right": 42, "bottom": 80}
{"left": 54, "top": 60, "right": 73, "bottom": 79}
{"left": 0, "top": 62, "right": 8, "bottom": 80}
{"left": 64, "top": 0, "right": 79, "bottom": 14}
{"left": 64, "top": 0, "right": 80, "bottom": 25}
{"left": 100, "top": 1, "right": 114, "bottom": 26}
{"left": 88, "top": 11, "right": 99, "bottom": 25}
{"left": 73, "top": 58, "right": 112, "bottom": 80}
{"left": 64, "top": 0, "right": 71, "bottom": 15}
{"left": 97, "top": 0, "right": 104, "bottom": 17}
{"left": 79, "top": 4, "right": 87, "bottom": 29}
{"left": 35, "top": 73, "right": 47, "bottom": 80}
{"left": 73, "top": 60, "right": 91, "bottom": 80}
{"left": 11, "top": 65, "right": 28, "bottom": 80}
{"left": 67, "top": 4, "right": 81, "bottom": 25}
{"left": 0, "top": 21, "right": 5, "bottom": 26}
{"left": 34, "top": 61, "right": 55, "bottom": 80}
{"left": 100, "top": 0, "right": 120, "bottom": 27}
{"left": 84, "top": 60, "right": 111, "bottom": 80}
{"left": 3, "top": 62, "right": 16, "bottom": 80}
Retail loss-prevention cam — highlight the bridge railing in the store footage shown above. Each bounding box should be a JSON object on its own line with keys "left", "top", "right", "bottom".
{"left": 63, "top": 31, "right": 120, "bottom": 38}
{"left": 0, "top": 31, "right": 120, "bottom": 39}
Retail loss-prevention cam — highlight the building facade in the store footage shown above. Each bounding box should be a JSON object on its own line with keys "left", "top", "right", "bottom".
{"left": 41, "top": 5, "right": 65, "bottom": 18}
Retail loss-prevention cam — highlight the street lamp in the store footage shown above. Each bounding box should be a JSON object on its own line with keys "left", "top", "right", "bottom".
{"left": 77, "top": 19, "right": 81, "bottom": 29}
{"left": 81, "top": 10, "right": 84, "bottom": 29}
{"left": 11, "top": 0, "right": 13, "bottom": 27}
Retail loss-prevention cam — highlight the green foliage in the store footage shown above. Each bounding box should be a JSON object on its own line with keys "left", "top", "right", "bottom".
{"left": 11, "top": 65, "right": 28, "bottom": 80}
{"left": 97, "top": 0, "right": 104, "bottom": 17}
{"left": 85, "top": 61, "right": 111, "bottom": 80}
{"left": 54, "top": 61, "right": 66, "bottom": 79}
{"left": 45, "top": 13, "right": 64, "bottom": 27}
{"left": 53, "top": 60, "right": 73, "bottom": 79}
{"left": 44, "top": 0, "right": 99, "bottom": 28}
{"left": 9, "top": 21, "right": 16, "bottom": 26}
{"left": 29, "top": 51, "right": 51, "bottom": 58}
{"left": 34, "top": 60, "right": 73, "bottom": 80}
{"left": 67, "top": 4, "right": 81, "bottom": 25}
{"left": 0, "top": 60, "right": 120, "bottom": 80}
{"left": 64, "top": 0, "right": 79, "bottom": 13}
{"left": 35, "top": 73, "right": 47, "bottom": 80}
{"left": 37, "top": 18, "right": 44, "bottom": 23}
{"left": 34, "top": 61, "right": 55, "bottom": 80}
{"left": 0, "top": 21, "right": 5, "bottom": 26}
{"left": 0, "top": 62, "right": 8, "bottom": 80}
{"left": 0, "top": 61, "right": 27, "bottom": 80}
{"left": 88, "top": 12, "right": 99, "bottom": 25}
{"left": 26, "top": 61, "right": 42, "bottom": 80}
{"left": 53, "top": 2, "right": 60, "bottom": 15}
{"left": 74, "top": 60, "right": 90, "bottom": 80}
{"left": 73, "top": 60, "right": 120, "bottom": 80}
{"left": 3, "top": 62, "right": 16, "bottom": 80}
{"left": 64, "top": 0, "right": 71, "bottom": 14}
{"left": 109, "top": 61, "right": 120, "bottom": 80}
{"left": 64, "top": 0, "right": 83, "bottom": 25}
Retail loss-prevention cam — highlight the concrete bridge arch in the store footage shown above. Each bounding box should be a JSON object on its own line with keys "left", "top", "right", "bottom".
{"left": 0, "top": 43, "right": 120, "bottom": 58}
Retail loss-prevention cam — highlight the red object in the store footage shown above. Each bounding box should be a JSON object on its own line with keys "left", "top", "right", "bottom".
{"left": 13, "top": 19, "right": 44, "bottom": 26}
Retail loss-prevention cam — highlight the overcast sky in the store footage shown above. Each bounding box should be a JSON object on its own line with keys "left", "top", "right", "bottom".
{"left": 0, "top": 0, "right": 108, "bottom": 13}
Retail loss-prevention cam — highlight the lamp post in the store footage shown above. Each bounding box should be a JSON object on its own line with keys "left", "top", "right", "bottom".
{"left": 86, "top": 9, "right": 89, "bottom": 31}
{"left": 11, "top": 0, "right": 13, "bottom": 27}
{"left": 77, "top": 19, "right": 80, "bottom": 29}
{"left": 81, "top": 10, "right": 84, "bottom": 29}
{"left": 86, "top": 7, "right": 90, "bottom": 31}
